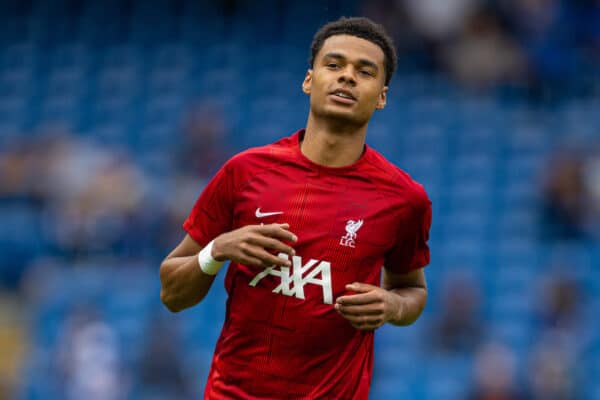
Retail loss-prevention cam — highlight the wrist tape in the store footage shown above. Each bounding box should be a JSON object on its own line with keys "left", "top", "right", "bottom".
{"left": 197, "top": 240, "right": 225, "bottom": 275}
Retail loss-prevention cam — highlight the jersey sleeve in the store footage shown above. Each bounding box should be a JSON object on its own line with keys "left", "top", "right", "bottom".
{"left": 183, "top": 160, "right": 236, "bottom": 247}
{"left": 384, "top": 189, "right": 432, "bottom": 274}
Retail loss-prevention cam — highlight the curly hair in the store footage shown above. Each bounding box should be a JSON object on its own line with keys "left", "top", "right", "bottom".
{"left": 309, "top": 17, "right": 397, "bottom": 86}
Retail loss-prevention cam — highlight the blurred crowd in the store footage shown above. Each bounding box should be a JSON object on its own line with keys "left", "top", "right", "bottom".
{"left": 364, "top": 0, "right": 600, "bottom": 94}
{"left": 0, "top": 0, "right": 598, "bottom": 399}
{"left": 428, "top": 272, "right": 585, "bottom": 399}
{"left": 540, "top": 143, "right": 600, "bottom": 241}
{"left": 0, "top": 99, "right": 229, "bottom": 398}
{"left": 0, "top": 100, "right": 229, "bottom": 287}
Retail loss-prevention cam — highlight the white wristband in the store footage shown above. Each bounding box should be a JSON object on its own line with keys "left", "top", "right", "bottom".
{"left": 197, "top": 240, "right": 225, "bottom": 275}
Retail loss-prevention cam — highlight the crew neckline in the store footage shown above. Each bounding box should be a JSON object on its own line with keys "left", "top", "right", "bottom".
{"left": 292, "top": 129, "right": 370, "bottom": 174}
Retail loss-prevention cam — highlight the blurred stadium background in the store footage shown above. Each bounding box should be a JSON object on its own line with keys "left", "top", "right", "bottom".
{"left": 0, "top": 0, "right": 599, "bottom": 399}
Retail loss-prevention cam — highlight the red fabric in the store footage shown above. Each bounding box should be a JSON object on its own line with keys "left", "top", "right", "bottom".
{"left": 183, "top": 130, "right": 432, "bottom": 399}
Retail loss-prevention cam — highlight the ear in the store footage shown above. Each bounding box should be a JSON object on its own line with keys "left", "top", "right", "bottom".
{"left": 302, "top": 69, "right": 313, "bottom": 95}
{"left": 375, "top": 86, "right": 388, "bottom": 110}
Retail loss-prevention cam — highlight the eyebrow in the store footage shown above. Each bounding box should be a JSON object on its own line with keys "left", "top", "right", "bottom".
{"left": 323, "top": 52, "right": 379, "bottom": 72}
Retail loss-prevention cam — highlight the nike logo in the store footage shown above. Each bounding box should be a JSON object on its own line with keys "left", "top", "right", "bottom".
{"left": 255, "top": 208, "right": 284, "bottom": 218}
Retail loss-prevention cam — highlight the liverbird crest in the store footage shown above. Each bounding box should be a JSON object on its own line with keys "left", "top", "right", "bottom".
{"left": 340, "top": 219, "right": 364, "bottom": 248}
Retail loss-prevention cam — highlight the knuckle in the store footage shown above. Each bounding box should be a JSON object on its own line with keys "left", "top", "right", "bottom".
{"left": 268, "top": 223, "right": 279, "bottom": 232}
{"left": 257, "top": 252, "right": 270, "bottom": 263}
{"left": 270, "top": 256, "right": 283, "bottom": 265}
{"left": 262, "top": 251, "right": 274, "bottom": 261}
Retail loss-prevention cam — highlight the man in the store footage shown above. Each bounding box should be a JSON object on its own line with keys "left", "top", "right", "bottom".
{"left": 160, "top": 17, "right": 432, "bottom": 399}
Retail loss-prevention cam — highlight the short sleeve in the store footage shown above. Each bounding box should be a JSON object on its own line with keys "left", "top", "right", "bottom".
{"left": 183, "top": 161, "right": 235, "bottom": 247}
{"left": 384, "top": 191, "right": 432, "bottom": 274}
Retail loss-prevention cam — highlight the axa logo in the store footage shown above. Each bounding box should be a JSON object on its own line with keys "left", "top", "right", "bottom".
{"left": 249, "top": 254, "right": 333, "bottom": 304}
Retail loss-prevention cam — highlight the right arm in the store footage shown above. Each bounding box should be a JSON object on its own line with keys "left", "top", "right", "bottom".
{"left": 159, "top": 234, "right": 214, "bottom": 313}
{"left": 160, "top": 223, "right": 297, "bottom": 313}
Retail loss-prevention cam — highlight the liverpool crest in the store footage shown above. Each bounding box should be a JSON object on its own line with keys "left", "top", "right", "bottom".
{"left": 340, "top": 219, "right": 363, "bottom": 248}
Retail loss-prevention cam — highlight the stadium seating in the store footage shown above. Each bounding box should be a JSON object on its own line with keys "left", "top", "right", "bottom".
{"left": 0, "top": 1, "right": 597, "bottom": 399}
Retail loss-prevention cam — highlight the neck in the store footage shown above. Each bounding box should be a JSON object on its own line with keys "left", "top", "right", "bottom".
{"left": 300, "top": 113, "right": 368, "bottom": 167}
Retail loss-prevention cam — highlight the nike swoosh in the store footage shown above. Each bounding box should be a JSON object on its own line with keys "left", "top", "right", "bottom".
{"left": 255, "top": 208, "right": 284, "bottom": 218}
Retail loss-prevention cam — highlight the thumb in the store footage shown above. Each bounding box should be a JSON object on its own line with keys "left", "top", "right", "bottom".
{"left": 346, "top": 282, "right": 379, "bottom": 293}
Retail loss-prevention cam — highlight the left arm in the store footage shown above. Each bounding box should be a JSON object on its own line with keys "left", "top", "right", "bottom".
{"left": 335, "top": 268, "right": 427, "bottom": 331}
{"left": 336, "top": 187, "right": 432, "bottom": 331}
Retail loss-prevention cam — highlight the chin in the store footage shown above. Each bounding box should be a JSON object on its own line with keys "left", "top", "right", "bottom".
{"left": 325, "top": 111, "right": 367, "bottom": 127}
{"left": 319, "top": 106, "right": 362, "bottom": 124}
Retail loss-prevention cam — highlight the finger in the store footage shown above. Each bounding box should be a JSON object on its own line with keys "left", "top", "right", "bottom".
{"left": 346, "top": 282, "right": 379, "bottom": 293}
{"left": 240, "top": 254, "right": 267, "bottom": 268}
{"left": 251, "top": 223, "right": 290, "bottom": 230}
{"left": 335, "top": 303, "right": 383, "bottom": 316}
{"left": 339, "top": 313, "right": 384, "bottom": 327}
{"left": 244, "top": 245, "right": 292, "bottom": 267}
{"left": 353, "top": 322, "right": 382, "bottom": 331}
{"left": 336, "top": 291, "right": 382, "bottom": 306}
{"left": 258, "top": 224, "right": 298, "bottom": 242}
{"left": 247, "top": 235, "right": 295, "bottom": 257}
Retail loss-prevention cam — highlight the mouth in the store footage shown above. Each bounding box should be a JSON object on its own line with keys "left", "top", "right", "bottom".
{"left": 328, "top": 89, "right": 357, "bottom": 105}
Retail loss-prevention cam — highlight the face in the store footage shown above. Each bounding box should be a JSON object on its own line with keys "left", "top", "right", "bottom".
{"left": 303, "top": 34, "right": 388, "bottom": 127}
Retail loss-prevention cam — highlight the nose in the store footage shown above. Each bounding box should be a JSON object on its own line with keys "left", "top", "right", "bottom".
{"left": 338, "top": 67, "right": 357, "bottom": 86}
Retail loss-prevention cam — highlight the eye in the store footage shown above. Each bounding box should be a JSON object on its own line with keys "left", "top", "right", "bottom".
{"left": 359, "top": 70, "right": 373, "bottom": 77}
{"left": 327, "top": 63, "right": 339, "bottom": 69}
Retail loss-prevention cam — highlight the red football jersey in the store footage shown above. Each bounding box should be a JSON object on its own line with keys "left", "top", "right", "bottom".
{"left": 183, "top": 130, "right": 432, "bottom": 399}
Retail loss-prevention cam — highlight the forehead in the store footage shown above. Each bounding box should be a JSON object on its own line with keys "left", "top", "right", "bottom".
{"left": 317, "top": 34, "right": 385, "bottom": 66}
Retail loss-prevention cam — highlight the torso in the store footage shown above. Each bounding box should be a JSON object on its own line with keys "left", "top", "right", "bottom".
{"left": 189, "top": 130, "right": 428, "bottom": 399}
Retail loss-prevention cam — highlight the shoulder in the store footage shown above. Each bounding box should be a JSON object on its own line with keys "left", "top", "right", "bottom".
{"left": 223, "top": 135, "right": 296, "bottom": 171}
{"left": 365, "top": 148, "right": 431, "bottom": 211}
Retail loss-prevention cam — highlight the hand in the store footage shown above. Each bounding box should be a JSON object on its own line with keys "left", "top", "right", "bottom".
{"left": 335, "top": 282, "right": 402, "bottom": 331}
{"left": 212, "top": 223, "right": 297, "bottom": 268}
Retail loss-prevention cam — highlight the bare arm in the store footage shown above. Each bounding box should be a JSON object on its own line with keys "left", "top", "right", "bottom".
{"left": 159, "top": 234, "right": 214, "bottom": 313}
{"left": 334, "top": 268, "right": 427, "bottom": 330}
{"left": 381, "top": 267, "right": 427, "bottom": 326}
{"left": 160, "top": 223, "right": 297, "bottom": 313}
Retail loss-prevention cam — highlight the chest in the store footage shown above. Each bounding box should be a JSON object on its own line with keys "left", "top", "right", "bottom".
{"left": 232, "top": 169, "right": 400, "bottom": 256}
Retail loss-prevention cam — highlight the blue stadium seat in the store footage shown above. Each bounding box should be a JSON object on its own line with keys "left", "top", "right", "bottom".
{"left": 135, "top": 122, "right": 177, "bottom": 152}
{"left": 449, "top": 153, "right": 495, "bottom": 185}
{"left": 0, "top": 42, "right": 36, "bottom": 73}
{"left": 453, "top": 126, "right": 503, "bottom": 156}
{"left": 400, "top": 123, "right": 446, "bottom": 158}
{"left": 0, "top": 69, "right": 33, "bottom": 100}
{"left": 421, "top": 354, "right": 472, "bottom": 400}
{"left": 493, "top": 208, "right": 538, "bottom": 240}
{"left": 369, "top": 379, "right": 418, "bottom": 400}
{"left": 0, "top": 203, "right": 46, "bottom": 286}
{"left": 487, "top": 317, "right": 535, "bottom": 354}
{"left": 0, "top": 95, "right": 27, "bottom": 126}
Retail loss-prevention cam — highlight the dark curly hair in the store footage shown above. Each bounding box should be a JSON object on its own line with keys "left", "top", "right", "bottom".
{"left": 309, "top": 17, "right": 397, "bottom": 86}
